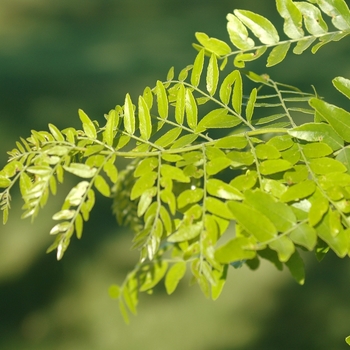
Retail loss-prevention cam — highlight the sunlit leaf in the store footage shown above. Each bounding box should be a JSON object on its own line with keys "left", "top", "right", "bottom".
{"left": 234, "top": 9, "right": 279, "bottom": 45}
{"left": 226, "top": 13, "right": 255, "bottom": 50}
{"left": 333, "top": 76, "right": 350, "bottom": 99}
{"left": 228, "top": 201, "right": 277, "bottom": 242}
{"left": 138, "top": 95, "right": 152, "bottom": 140}
{"left": 78, "top": 109, "right": 97, "bottom": 139}
{"left": 165, "top": 262, "right": 187, "bottom": 294}
{"left": 276, "top": 0, "right": 304, "bottom": 39}
{"left": 309, "top": 98, "right": 350, "bottom": 142}
{"left": 266, "top": 42, "right": 291, "bottom": 67}
{"left": 191, "top": 49, "right": 205, "bottom": 87}
{"left": 206, "top": 53, "right": 219, "bottom": 96}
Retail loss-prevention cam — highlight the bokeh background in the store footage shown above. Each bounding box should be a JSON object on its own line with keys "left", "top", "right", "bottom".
{"left": 1, "top": 0, "right": 350, "bottom": 349}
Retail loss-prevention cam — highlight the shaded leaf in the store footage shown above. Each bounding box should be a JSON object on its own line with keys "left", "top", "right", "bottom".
{"left": 285, "top": 250, "right": 305, "bottom": 285}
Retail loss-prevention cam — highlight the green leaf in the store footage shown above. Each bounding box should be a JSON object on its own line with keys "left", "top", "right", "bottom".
{"left": 195, "top": 32, "right": 231, "bottom": 56}
{"left": 309, "top": 193, "right": 329, "bottom": 226}
{"left": 228, "top": 201, "right": 277, "bottom": 242}
{"left": 185, "top": 88, "right": 198, "bottom": 130}
{"left": 161, "top": 165, "right": 190, "bottom": 183}
{"left": 103, "top": 160, "right": 118, "bottom": 183}
{"left": 244, "top": 189, "right": 296, "bottom": 232}
{"left": 266, "top": 42, "right": 291, "bottom": 67}
{"left": 255, "top": 143, "right": 281, "bottom": 160}
{"left": 78, "top": 109, "right": 97, "bottom": 139}
{"left": 0, "top": 176, "right": 11, "bottom": 188}
{"left": 130, "top": 172, "right": 157, "bottom": 200}
{"left": 206, "top": 157, "right": 232, "bottom": 175}
{"left": 177, "top": 188, "right": 204, "bottom": 209}
{"left": 119, "top": 300, "right": 130, "bottom": 324}
{"left": 319, "top": 172, "right": 350, "bottom": 189}
{"left": 48, "top": 123, "right": 65, "bottom": 142}
{"left": 211, "top": 265, "right": 228, "bottom": 300}
{"left": 288, "top": 122, "right": 344, "bottom": 151}
{"left": 346, "top": 335, "right": 350, "bottom": 345}
{"left": 75, "top": 213, "right": 83, "bottom": 239}
{"left": 214, "top": 237, "right": 256, "bottom": 264}
{"left": 65, "top": 181, "right": 89, "bottom": 206}
{"left": 285, "top": 250, "right": 305, "bottom": 285}
{"left": 309, "top": 98, "right": 350, "bottom": 142}
{"left": 336, "top": 148, "right": 350, "bottom": 173}
{"left": 295, "top": 2, "right": 328, "bottom": 35}
{"left": 309, "top": 157, "right": 347, "bottom": 174}
{"left": 276, "top": 0, "right": 304, "bottom": 39}
{"left": 293, "top": 37, "right": 316, "bottom": 54}
{"left": 226, "top": 13, "right": 255, "bottom": 50}
{"left": 103, "top": 110, "right": 117, "bottom": 146}
{"left": 168, "top": 222, "right": 203, "bottom": 242}
{"left": 124, "top": 93, "right": 135, "bottom": 135}
{"left": 134, "top": 157, "right": 158, "bottom": 177}
{"left": 281, "top": 180, "right": 316, "bottom": 202}
{"left": 94, "top": 175, "right": 110, "bottom": 197}
{"left": 143, "top": 86, "right": 153, "bottom": 109}
{"left": 215, "top": 135, "right": 247, "bottom": 149}
{"left": 196, "top": 109, "right": 241, "bottom": 133}
{"left": 234, "top": 9, "right": 279, "bottom": 45}
{"left": 52, "top": 209, "right": 75, "bottom": 221}
{"left": 289, "top": 223, "right": 317, "bottom": 251}
{"left": 207, "top": 178, "right": 244, "bottom": 200}
{"left": 138, "top": 95, "right": 152, "bottom": 141}
{"left": 175, "top": 84, "right": 185, "bottom": 125}
{"left": 64, "top": 163, "right": 97, "bottom": 178}
{"left": 137, "top": 187, "right": 157, "bottom": 217}
{"left": 314, "top": 0, "right": 350, "bottom": 30}
{"left": 205, "top": 197, "right": 235, "bottom": 220}
{"left": 171, "top": 134, "right": 198, "bottom": 149}
{"left": 108, "top": 284, "right": 120, "bottom": 299}
{"left": 259, "top": 159, "right": 293, "bottom": 175}
{"left": 156, "top": 80, "right": 168, "bottom": 119}
{"left": 154, "top": 127, "right": 182, "bottom": 148}
{"left": 301, "top": 142, "right": 333, "bottom": 158}
{"left": 333, "top": 76, "right": 350, "bottom": 99}
{"left": 269, "top": 235, "right": 295, "bottom": 262}
{"left": 219, "top": 70, "right": 241, "bottom": 106}
{"left": 165, "top": 262, "right": 187, "bottom": 295}
{"left": 206, "top": 53, "right": 219, "bottom": 96}
{"left": 50, "top": 221, "right": 71, "bottom": 235}
{"left": 191, "top": 49, "right": 205, "bottom": 87}
{"left": 245, "top": 88, "right": 257, "bottom": 122}
{"left": 316, "top": 211, "right": 348, "bottom": 258}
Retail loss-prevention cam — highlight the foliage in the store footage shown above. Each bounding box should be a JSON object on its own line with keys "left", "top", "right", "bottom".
{"left": 1, "top": 0, "right": 350, "bottom": 338}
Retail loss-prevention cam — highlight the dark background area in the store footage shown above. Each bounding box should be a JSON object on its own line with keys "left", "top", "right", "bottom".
{"left": 1, "top": 1, "right": 350, "bottom": 349}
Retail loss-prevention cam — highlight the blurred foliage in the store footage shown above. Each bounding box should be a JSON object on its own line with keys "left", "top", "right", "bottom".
{"left": 1, "top": 1, "right": 350, "bottom": 349}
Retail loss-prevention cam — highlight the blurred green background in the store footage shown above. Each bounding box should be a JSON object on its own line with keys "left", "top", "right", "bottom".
{"left": 1, "top": 1, "right": 350, "bottom": 349}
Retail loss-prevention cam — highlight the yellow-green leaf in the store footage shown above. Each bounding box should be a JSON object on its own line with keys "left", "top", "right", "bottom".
{"left": 165, "top": 262, "right": 187, "bottom": 295}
